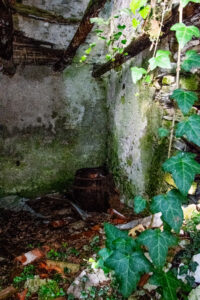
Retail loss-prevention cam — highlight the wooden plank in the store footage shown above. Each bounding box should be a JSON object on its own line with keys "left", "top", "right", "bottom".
{"left": 53, "top": 0, "right": 107, "bottom": 71}
{"left": 12, "top": 3, "right": 81, "bottom": 25}
{"left": 13, "top": 31, "right": 64, "bottom": 65}
{"left": 0, "top": 0, "right": 16, "bottom": 75}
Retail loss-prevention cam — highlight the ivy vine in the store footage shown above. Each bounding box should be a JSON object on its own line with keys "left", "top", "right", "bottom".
{"left": 95, "top": 0, "right": 200, "bottom": 299}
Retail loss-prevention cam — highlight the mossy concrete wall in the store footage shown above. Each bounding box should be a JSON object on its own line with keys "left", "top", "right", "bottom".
{"left": 0, "top": 0, "right": 167, "bottom": 200}
{"left": 0, "top": 65, "right": 107, "bottom": 197}
{"left": 106, "top": 58, "right": 167, "bottom": 203}
{"left": 105, "top": 0, "right": 167, "bottom": 203}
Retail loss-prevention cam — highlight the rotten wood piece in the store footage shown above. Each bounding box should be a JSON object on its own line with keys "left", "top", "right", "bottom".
{"left": 13, "top": 31, "right": 64, "bottom": 66}
{"left": 92, "top": 3, "right": 200, "bottom": 78}
{"left": 0, "top": 0, "right": 15, "bottom": 75}
{"left": 12, "top": 3, "right": 81, "bottom": 25}
{"left": 54, "top": 0, "right": 107, "bottom": 72}
{"left": 0, "top": 285, "right": 17, "bottom": 300}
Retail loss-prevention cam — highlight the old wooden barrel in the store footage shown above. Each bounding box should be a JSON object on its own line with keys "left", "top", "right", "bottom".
{"left": 73, "top": 167, "right": 110, "bottom": 212}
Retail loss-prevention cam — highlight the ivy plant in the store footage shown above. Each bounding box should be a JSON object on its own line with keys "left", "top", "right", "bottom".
{"left": 98, "top": 0, "right": 200, "bottom": 299}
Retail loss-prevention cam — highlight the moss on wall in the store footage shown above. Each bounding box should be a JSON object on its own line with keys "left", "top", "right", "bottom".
{"left": 0, "top": 64, "right": 107, "bottom": 198}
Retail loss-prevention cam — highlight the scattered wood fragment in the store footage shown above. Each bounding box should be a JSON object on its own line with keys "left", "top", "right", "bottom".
{"left": 0, "top": 286, "right": 17, "bottom": 300}
{"left": 53, "top": 0, "right": 107, "bottom": 71}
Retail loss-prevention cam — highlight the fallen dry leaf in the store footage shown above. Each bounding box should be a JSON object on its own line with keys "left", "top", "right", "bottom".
{"left": 17, "top": 289, "right": 28, "bottom": 300}
{"left": 129, "top": 224, "right": 145, "bottom": 238}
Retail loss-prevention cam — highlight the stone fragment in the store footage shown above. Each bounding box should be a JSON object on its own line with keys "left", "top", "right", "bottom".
{"left": 67, "top": 268, "right": 110, "bottom": 299}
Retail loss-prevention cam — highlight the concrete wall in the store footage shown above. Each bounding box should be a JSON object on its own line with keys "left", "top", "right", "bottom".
{"left": 0, "top": 0, "right": 166, "bottom": 200}
{"left": 0, "top": 0, "right": 108, "bottom": 197}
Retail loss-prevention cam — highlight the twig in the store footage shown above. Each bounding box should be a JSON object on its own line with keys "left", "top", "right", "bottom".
{"left": 153, "top": 0, "right": 167, "bottom": 57}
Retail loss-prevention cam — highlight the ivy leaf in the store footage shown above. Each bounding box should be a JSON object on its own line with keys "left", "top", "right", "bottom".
{"left": 158, "top": 128, "right": 170, "bottom": 138}
{"left": 117, "top": 24, "right": 126, "bottom": 30}
{"left": 113, "top": 32, "right": 123, "bottom": 40}
{"left": 121, "top": 39, "right": 127, "bottom": 45}
{"left": 151, "top": 189, "right": 184, "bottom": 233}
{"left": 131, "top": 67, "right": 147, "bottom": 83}
{"left": 182, "top": 50, "right": 200, "bottom": 71}
{"left": 104, "top": 223, "right": 128, "bottom": 249}
{"left": 170, "top": 23, "right": 200, "bottom": 48}
{"left": 149, "top": 50, "right": 171, "bottom": 70}
{"left": 171, "top": 89, "right": 198, "bottom": 115}
{"left": 162, "top": 152, "right": 200, "bottom": 196}
{"left": 138, "top": 229, "right": 177, "bottom": 267}
{"left": 181, "top": 0, "right": 200, "bottom": 8}
{"left": 112, "top": 237, "right": 137, "bottom": 254}
{"left": 80, "top": 55, "right": 87, "bottom": 62}
{"left": 176, "top": 115, "right": 200, "bottom": 147}
{"left": 130, "top": 0, "right": 147, "bottom": 15}
{"left": 134, "top": 196, "right": 147, "bottom": 213}
{"left": 97, "top": 248, "right": 113, "bottom": 273}
{"left": 132, "top": 18, "right": 140, "bottom": 28}
{"left": 139, "top": 5, "right": 151, "bottom": 19}
{"left": 150, "top": 271, "right": 182, "bottom": 300}
{"left": 105, "top": 250, "right": 151, "bottom": 297}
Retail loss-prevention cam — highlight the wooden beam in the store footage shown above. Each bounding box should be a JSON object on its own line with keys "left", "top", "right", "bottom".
{"left": 12, "top": 3, "right": 81, "bottom": 25}
{"left": 0, "top": 0, "right": 16, "bottom": 75}
{"left": 92, "top": 3, "right": 200, "bottom": 78}
{"left": 53, "top": 0, "right": 107, "bottom": 72}
{"left": 13, "top": 31, "right": 64, "bottom": 65}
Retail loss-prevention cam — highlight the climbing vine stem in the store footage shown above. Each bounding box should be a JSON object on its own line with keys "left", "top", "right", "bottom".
{"left": 168, "top": 1, "right": 183, "bottom": 158}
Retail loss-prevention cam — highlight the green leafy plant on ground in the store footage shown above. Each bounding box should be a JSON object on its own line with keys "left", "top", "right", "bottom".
{"left": 98, "top": 0, "right": 200, "bottom": 299}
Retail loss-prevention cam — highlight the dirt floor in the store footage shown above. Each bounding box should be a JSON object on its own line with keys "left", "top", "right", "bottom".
{"left": 0, "top": 193, "right": 137, "bottom": 299}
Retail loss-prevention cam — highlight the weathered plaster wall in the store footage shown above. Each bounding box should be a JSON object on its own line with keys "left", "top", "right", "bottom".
{"left": 105, "top": 1, "right": 167, "bottom": 203}
{"left": 0, "top": 0, "right": 167, "bottom": 200}
{"left": 0, "top": 64, "right": 107, "bottom": 197}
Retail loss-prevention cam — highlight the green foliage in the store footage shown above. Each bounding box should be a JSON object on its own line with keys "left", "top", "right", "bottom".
{"left": 176, "top": 114, "right": 200, "bottom": 147}
{"left": 13, "top": 265, "right": 35, "bottom": 287}
{"left": 163, "top": 152, "right": 200, "bottom": 196}
{"left": 151, "top": 189, "right": 184, "bottom": 233}
{"left": 171, "top": 89, "right": 198, "bottom": 115}
{"left": 90, "top": 17, "right": 109, "bottom": 26}
{"left": 149, "top": 50, "right": 171, "bottom": 70}
{"left": 105, "top": 250, "right": 151, "bottom": 297}
{"left": 130, "top": 0, "right": 147, "bottom": 15}
{"left": 134, "top": 195, "right": 147, "bottom": 213}
{"left": 131, "top": 67, "right": 147, "bottom": 83}
{"left": 132, "top": 18, "right": 140, "bottom": 28}
{"left": 139, "top": 5, "right": 150, "bottom": 19}
{"left": 138, "top": 229, "right": 177, "bottom": 267}
{"left": 158, "top": 127, "right": 170, "bottom": 138}
{"left": 104, "top": 223, "right": 129, "bottom": 249}
{"left": 38, "top": 280, "right": 65, "bottom": 300}
{"left": 182, "top": 50, "right": 200, "bottom": 71}
{"left": 150, "top": 271, "right": 183, "bottom": 300}
{"left": 181, "top": 0, "right": 200, "bottom": 7}
{"left": 80, "top": 55, "right": 87, "bottom": 63}
{"left": 170, "top": 23, "right": 200, "bottom": 48}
